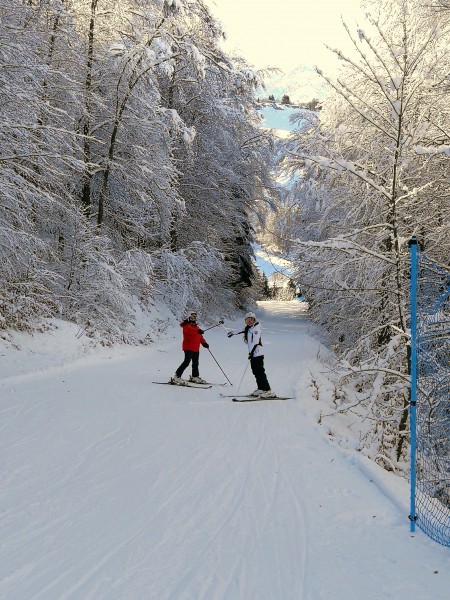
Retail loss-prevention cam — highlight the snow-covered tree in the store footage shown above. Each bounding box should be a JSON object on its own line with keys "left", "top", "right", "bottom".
{"left": 281, "top": 0, "right": 450, "bottom": 468}
{"left": 0, "top": 0, "right": 276, "bottom": 336}
{"left": 154, "top": 5, "right": 276, "bottom": 308}
{"left": 0, "top": 0, "right": 86, "bottom": 329}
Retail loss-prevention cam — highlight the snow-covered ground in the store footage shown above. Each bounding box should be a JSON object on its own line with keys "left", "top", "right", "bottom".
{"left": 1, "top": 301, "right": 449, "bottom": 599}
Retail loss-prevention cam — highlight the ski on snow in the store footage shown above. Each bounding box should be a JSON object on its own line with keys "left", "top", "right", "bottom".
{"left": 219, "top": 393, "right": 293, "bottom": 402}
{"left": 232, "top": 396, "right": 293, "bottom": 402}
{"left": 153, "top": 380, "right": 213, "bottom": 389}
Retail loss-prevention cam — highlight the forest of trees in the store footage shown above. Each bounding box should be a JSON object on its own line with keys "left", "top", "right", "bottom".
{"left": 0, "top": 0, "right": 276, "bottom": 340}
{"left": 273, "top": 0, "right": 450, "bottom": 470}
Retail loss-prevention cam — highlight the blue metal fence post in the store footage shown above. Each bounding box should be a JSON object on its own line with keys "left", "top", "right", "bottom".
{"left": 408, "top": 236, "right": 419, "bottom": 532}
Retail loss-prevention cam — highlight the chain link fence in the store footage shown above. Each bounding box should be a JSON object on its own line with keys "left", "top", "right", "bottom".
{"left": 409, "top": 238, "right": 450, "bottom": 547}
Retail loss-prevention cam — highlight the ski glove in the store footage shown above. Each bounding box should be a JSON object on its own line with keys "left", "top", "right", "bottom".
{"left": 227, "top": 332, "right": 233, "bottom": 338}
{"left": 219, "top": 320, "right": 224, "bottom": 324}
{"left": 198, "top": 328, "right": 204, "bottom": 334}
{"left": 202, "top": 342, "right": 209, "bottom": 349}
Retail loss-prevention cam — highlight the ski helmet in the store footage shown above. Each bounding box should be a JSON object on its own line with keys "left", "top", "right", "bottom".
{"left": 188, "top": 310, "right": 197, "bottom": 319}
{"left": 245, "top": 312, "right": 256, "bottom": 320}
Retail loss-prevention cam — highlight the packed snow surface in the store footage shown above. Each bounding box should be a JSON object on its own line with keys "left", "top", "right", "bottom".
{"left": 1, "top": 301, "right": 449, "bottom": 599}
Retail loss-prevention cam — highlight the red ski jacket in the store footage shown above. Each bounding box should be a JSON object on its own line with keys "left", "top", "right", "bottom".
{"left": 180, "top": 321, "right": 207, "bottom": 352}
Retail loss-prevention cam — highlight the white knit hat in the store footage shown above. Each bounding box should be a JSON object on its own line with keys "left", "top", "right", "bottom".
{"left": 245, "top": 312, "right": 256, "bottom": 319}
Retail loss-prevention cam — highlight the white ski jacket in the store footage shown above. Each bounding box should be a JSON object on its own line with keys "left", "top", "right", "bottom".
{"left": 230, "top": 321, "right": 264, "bottom": 358}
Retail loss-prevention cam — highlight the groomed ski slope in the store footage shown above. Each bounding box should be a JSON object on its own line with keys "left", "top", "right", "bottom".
{"left": 1, "top": 301, "right": 449, "bottom": 600}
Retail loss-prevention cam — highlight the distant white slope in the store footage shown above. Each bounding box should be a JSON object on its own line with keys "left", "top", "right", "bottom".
{"left": 258, "top": 105, "right": 303, "bottom": 133}
{"left": 253, "top": 104, "right": 303, "bottom": 274}
{"left": 253, "top": 243, "right": 292, "bottom": 277}
{"left": 264, "top": 65, "right": 326, "bottom": 104}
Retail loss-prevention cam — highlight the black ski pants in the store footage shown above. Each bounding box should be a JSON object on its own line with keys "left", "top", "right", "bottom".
{"left": 250, "top": 355, "right": 270, "bottom": 391}
{"left": 176, "top": 350, "right": 200, "bottom": 378}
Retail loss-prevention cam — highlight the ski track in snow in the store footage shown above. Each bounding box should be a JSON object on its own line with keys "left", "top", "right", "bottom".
{"left": 1, "top": 301, "right": 449, "bottom": 600}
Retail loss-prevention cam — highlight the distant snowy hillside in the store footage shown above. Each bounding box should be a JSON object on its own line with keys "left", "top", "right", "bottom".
{"left": 258, "top": 105, "right": 303, "bottom": 133}
{"left": 253, "top": 243, "right": 292, "bottom": 277}
{"left": 252, "top": 103, "right": 303, "bottom": 274}
{"left": 263, "top": 65, "right": 326, "bottom": 104}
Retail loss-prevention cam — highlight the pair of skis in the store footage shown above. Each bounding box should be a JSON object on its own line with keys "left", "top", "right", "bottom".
{"left": 220, "top": 393, "right": 293, "bottom": 402}
{"left": 152, "top": 379, "right": 224, "bottom": 390}
{"left": 153, "top": 381, "right": 292, "bottom": 401}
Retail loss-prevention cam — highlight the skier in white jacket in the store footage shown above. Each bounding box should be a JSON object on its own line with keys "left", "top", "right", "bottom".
{"left": 227, "top": 312, "right": 276, "bottom": 398}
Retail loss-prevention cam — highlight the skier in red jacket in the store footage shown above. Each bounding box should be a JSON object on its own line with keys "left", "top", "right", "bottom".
{"left": 172, "top": 311, "right": 209, "bottom": 384}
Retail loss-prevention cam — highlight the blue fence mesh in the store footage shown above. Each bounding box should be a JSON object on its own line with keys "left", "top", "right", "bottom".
{"left": 410, "top": 242, "right": 450, "bottom": 547}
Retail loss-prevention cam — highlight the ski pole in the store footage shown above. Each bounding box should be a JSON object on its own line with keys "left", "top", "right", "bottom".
{"left": 207, "top": 348, "right": 233, "bottom": 386}
{"left": 236, "top": 360, "right": 249, "bottom": 395}
{"left": 203, "top": 320, "right": 224, "bottom": 333}
{"left": 221, "top": 322, "right": 236, "bottom": 337}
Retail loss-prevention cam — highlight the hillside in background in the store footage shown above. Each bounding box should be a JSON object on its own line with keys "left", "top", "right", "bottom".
{"left": 258, "top": 104, "right": 304, "bottom": 135}
{"left": 252, "top": 103, "right": 304, "bottom": 277}
{"left": 262, "top": 65, "right": 326, "bottom": 104}
{"left": 253, "top": 243, "right": 292, "bottom": 278}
